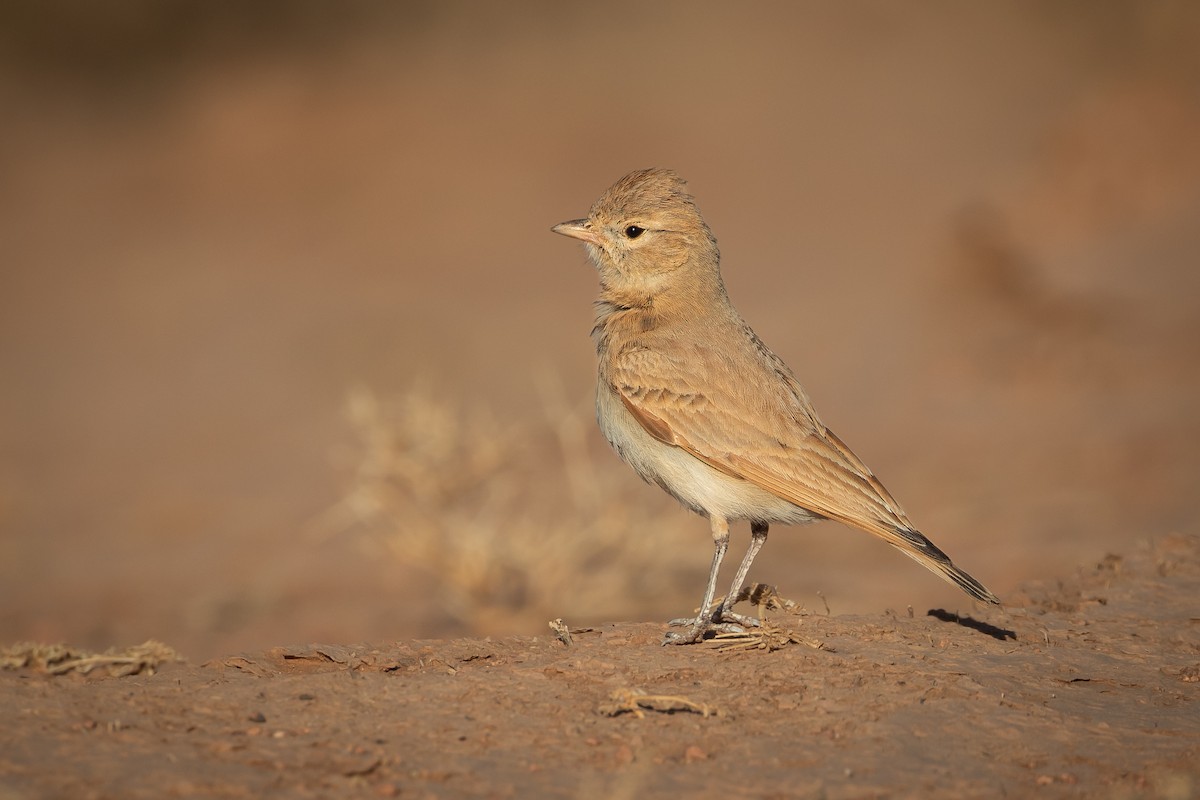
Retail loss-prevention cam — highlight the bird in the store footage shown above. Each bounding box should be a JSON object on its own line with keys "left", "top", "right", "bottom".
{"left": 551, "top": 168, "right": 1000, "bottom": 645}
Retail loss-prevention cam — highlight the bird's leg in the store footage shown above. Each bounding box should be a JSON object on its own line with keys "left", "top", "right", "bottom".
{"left": 714, "top": 521, "right": 769, "bottom": 628}
{"left": 663, "top": 516, "right": 740, "bottom": 645}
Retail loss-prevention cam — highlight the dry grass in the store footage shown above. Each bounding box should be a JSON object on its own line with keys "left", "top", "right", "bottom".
{"left": 1, "top": 640, "right": 182, "bottom": 677}
{"left": 597, "top": 688, "right": 721, "bottom": 719}
{"left": 320, "top": 381, "right": 702, "bottom": 634}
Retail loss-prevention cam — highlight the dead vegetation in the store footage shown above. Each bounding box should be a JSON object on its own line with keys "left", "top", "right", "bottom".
{"left": 319, "top": 382, "right": 702, "bottom": 634}
{"left": 0, "top": 640, "right": 181, "bottom": 677}
{"left": 597, "top": 688, "right": 721, "bottom": 719}
{"left": 711, "top": 623, "right": 828, "bottom": 654}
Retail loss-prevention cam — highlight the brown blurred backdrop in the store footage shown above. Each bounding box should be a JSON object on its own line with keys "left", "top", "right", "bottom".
{"left": 1, "top": 1, "right": 1198, "bottom": 660}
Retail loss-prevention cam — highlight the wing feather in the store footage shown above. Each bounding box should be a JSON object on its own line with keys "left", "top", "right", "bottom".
{"left": 607, "top": 340, "right": 1000, "bottom": 605}
{"left": 611, "top": 346, "right": 907, "bottom": 536}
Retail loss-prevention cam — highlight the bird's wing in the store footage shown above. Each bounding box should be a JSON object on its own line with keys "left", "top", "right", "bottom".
{"left": 610, "top": 345, "right": 1001, "bottom": 605}
{"left": 610, "top": 345, "right": 913, "bottom": 538}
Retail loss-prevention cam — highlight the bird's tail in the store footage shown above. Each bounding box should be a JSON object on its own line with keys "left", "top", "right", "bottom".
{"left": 886, "top": 525, "right": 1001, "bottom": 605}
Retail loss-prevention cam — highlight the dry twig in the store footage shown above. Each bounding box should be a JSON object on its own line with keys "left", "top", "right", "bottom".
{"left": 1, "top": 640, "right": 182, "bottom": 677}
{"left": 548, "top": 618, "right": 573, "bottom": 646}
{"left": 597, "top": 688, "right": 719, "bottom": 718}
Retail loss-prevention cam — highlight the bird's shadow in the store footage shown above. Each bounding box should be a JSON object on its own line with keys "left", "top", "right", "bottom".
{"left": 927, "top": 608, "right": 1016, "bottom": 641}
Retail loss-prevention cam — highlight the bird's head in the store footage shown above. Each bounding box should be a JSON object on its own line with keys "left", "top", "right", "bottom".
{"left": 552, "top": 169, "right": 720, "bottom": 299}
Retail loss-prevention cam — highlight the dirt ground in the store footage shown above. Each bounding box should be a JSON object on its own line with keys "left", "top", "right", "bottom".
{"left": 3, "top": 533, "right": 1197, "bottom": 799}
{"left": 1, "top": 4, "right": 1199, "bottom": 797}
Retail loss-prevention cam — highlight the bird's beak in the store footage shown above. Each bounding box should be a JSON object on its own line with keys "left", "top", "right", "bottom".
{"left": 551, "top": 218, "right": 602, "bottom": 246}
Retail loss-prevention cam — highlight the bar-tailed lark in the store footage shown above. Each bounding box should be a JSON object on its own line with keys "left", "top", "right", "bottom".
{"left": 552, "top": 168, "right": 1000, "bottom": 645}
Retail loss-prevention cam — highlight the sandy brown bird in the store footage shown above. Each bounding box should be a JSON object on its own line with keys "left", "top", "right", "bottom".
{"left": 552, "top": 168, "right": 1000, "bottom": 644}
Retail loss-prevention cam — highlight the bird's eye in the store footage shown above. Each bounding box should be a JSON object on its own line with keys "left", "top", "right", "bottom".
{"left": 624, "top": 225, "right": 645, "bottom": 239}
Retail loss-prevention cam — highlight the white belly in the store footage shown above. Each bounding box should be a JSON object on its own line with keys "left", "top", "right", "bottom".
{"left": 596, "top": 382, "right": 819, "bottom": 525}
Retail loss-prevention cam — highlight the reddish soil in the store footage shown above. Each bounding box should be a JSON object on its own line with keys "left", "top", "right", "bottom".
{"left": 4, "top": 534, "right": 1197, "bottom": 799}
{"left": 2, "top": 5, "right": 1198, "bottom": 797}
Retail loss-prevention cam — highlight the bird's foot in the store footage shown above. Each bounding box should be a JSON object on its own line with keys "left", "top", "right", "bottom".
{"left": 714, "top": 608, "right": 761, "bottom": 629}
{"left": 662, "top": 616, "right": 746, "bottom": 645}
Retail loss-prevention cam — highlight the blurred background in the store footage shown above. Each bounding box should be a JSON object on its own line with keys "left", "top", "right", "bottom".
{"left": 1, "top": 1, "right": 1197, "bottom": 660}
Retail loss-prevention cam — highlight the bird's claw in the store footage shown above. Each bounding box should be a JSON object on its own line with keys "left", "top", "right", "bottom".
{"left": 662, "top": 617, "right": 748, "bottom": 645}
{"left": 715, "top": 609, "right": 761, "bottom": 629}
